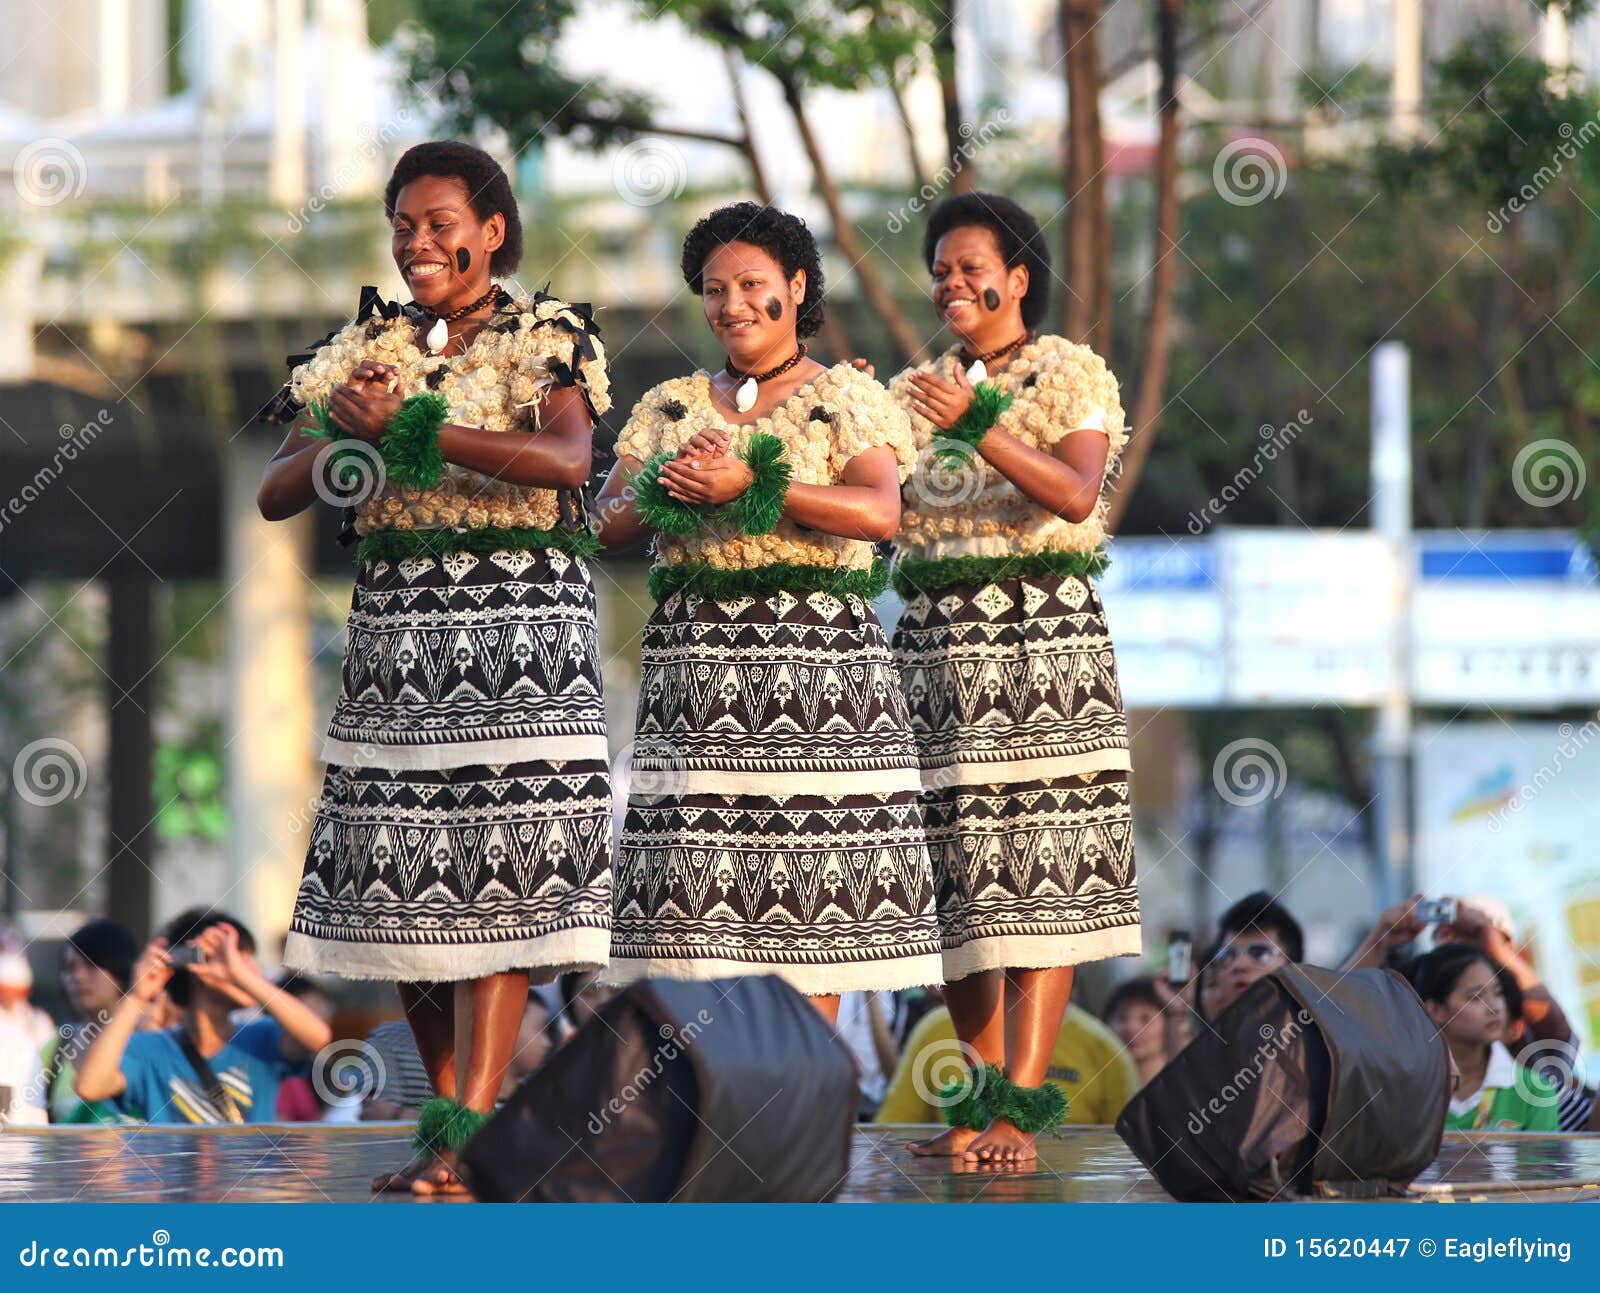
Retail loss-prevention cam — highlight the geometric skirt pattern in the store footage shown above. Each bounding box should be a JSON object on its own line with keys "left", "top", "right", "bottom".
{"left": 609, "top": 586, "right": 944, "bottom": 994}
{"left": 283, "top": 545, "right": 613, "bottom": 983}
{"left": 892, "top": 571, "right": 1141, "bottom": 979}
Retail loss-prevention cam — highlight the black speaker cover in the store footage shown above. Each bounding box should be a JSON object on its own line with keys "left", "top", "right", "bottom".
{"left": 460, "top": 975, "right": 860, "bottom": 1202}
{"left": 1115, "top": 964, "right": 1449, "bottom": 1200}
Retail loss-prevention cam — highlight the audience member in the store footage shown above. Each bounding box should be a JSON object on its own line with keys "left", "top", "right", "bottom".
{"left": 43, "top": 918, "right": 142, "bottom": 1123}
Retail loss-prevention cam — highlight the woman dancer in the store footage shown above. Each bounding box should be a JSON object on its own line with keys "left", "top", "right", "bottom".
{"left": 257, "top": 141, "right": 613, "bottom": 1192}
{"left": 887, "top": 192, "right": 1141, "bottom": 1161}
{"left": 596, "top": 202, "right": 942, "bottom": 1018}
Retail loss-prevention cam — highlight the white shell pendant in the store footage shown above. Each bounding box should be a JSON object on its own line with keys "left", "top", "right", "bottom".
{"left": 965, "top": 358, "right": 987, "bottom": 384}
{"left": 734, "top": 375, "right": 759, "bottom": 412}
{"left": 425, "top": 316, "right": 449, "bottom": 354}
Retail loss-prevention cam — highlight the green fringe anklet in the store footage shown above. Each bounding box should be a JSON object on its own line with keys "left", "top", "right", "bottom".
{"left": 380, "top": 392, "right": 450, "bottom": 490}
{"left": 725, "top": 432, "right": 792, "bottom": 535}
{"left": 412, "top": 1097, "right": 492, "bottom": 1156}
{"left": 939, "top": 1062, "right": 1004, "bottom": 1131}
{"left": 989, "top": 1071, "right": 1069, "bottom": 1135}
{"left": 933, "top": 380, "right": 1014, "bottom": 467}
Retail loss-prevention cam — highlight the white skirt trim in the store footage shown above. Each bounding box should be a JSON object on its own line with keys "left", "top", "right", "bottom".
{"left": 941, "top": 924, "right": 1143, "bottom": 982}
{"left": 281, "top": 926, "right": 610, "bottom": 984}
{"left": 632, "top": 765, "right": 924, "bottom": 799}
{"left": 601, "top": 950, "right": 945, "bottom": 997}
{"left": 922, "top": 746, "right": 1130, "bottom": 791}
{"left": 319, "top": 732, "right": 611, "bottom": 771}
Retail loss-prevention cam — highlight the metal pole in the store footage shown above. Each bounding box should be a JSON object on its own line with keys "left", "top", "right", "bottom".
{"left": 1371, "top": 342, "right": 1413, "bottom": 906}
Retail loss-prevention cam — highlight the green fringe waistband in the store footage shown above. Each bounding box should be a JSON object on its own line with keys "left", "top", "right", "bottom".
{"left": 356, "top": 524, "right": 600, "bottom": 564}
{"left": 649, "top": 557, "right": 889, "bottom": 604}
{"left": 890, "top": 547, "right": 1108, "bottom": 597}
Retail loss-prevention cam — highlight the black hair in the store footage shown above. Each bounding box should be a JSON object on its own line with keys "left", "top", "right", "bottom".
{"left": 161, "top": 907, "right": 255, "bottom": 1008}
{"left": 384, "top": 140, "right": 523, "bottom": 276}
{"left": 1409, "top": 942, "right": 1500, "bottom": 1007}
{"left": 1103, "top": 976, "right": 1163, "bottom": 1025}
{"left": 1492, "top": 962, "right": 1524, "bottom": 1023}
{"left": 65, "top": 918, "right": 137, "bottom": 992}
{"left": 680, "top": 202, "right": 826, "bottom": 338}
{"left": 1216, "top": 891, "right": 1305, "bottom": 964}
{"left": 921, "top": 191, "right": 1052, "bottom": 329}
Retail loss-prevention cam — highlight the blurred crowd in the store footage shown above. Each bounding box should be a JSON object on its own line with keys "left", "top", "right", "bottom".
{"left": 0, "top": 890, "right": 1591, "bottom": 1135}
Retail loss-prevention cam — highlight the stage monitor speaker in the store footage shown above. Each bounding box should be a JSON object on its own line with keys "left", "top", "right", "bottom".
{"left": 1116, "top": 963, "right": 1449, "bottom": 1201}
{"left": 460, "top": 975, "right": 859, "bottom": 1202}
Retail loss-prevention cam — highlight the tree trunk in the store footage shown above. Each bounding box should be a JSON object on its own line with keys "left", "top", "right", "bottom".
{"left": 1106, "top": 0, "right": 1184, "bottom": 533}
{"left": 931, "top": 2, "right": 974, "bottom": 193}
{"left": 779, "top": 77, "right": 928, "bottom": 364}
{"left": 889, "top": 69, "right": 928, "bottom": 190}
{"left": 1060, "top": 0, "right": 1111, "bottom": 353}
{"left": 726, "top": 51, "right": 853, "bottom": 360}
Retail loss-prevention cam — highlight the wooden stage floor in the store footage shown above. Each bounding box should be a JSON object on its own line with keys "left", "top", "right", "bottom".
{"left": 3, "top": 1124, "right": 1599, "bottom": 1203}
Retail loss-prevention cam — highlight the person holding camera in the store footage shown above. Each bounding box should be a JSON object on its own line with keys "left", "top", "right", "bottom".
{"left": 74, "top": 908, "right": 332, "bottom": 1124}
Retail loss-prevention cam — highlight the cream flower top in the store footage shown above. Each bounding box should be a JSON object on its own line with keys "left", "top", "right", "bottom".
{"left": 614, "top": 362, "right": 916, "bottom": 572}
{"left": 261, "top": 287, "right": 610, "bottom": 536}
{"left": 889, "top": 334, "right": 1126, "bottom": 561}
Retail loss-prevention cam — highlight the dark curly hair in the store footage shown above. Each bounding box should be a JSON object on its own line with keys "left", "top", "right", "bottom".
{"left": 680, "top": 202, "right": 825, "bottom": 338}
{"left": 384, "top": 140, "right": 523, "bottom": 277}
{"left": 160, "top": 907, "right": 256, "bottom": 1008}
{"left": 922, "top": 191, "right": 1051, "bottom": 328}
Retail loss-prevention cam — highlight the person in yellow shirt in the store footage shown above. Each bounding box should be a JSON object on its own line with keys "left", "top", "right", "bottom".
{"left": 875, "top": 1002, "right": 1138, "bottom": 1127}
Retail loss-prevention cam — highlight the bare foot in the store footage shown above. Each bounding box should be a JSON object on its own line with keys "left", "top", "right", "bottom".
{"left": 963, "top": 1118, "right": 1037, "bottom": 1164}
{"left": 908, "top": 1125, "right": 983, "bottom": 1157}
{"left": 371, "top": 1149, "right": 439, "bottom": 1193}
{"left": 410, "top": 1148, "right": 470, "bottom": 1196}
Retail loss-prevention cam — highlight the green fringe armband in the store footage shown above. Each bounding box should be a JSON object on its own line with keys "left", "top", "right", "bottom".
{"left": 300, "top": 398, "right": 372, "bottom": 492}
{"left": 356, "top": 524, "right": 599, "bottom": 565}
{"left": 890, "top": 547, "right": 1109, "bottom": 598}
{"left": 380, "top": 392, "right": 449, "bottom": 490}
{"left": 990, "top": 1072, "right": 1069, "bottom": 1134}
{"left": 649, "top": 557, "right": 888, "bottom": 604}
{"left": 726, "top": 432, "right": 792, "bottom": 535}
{"left": 633, "top": 451, "right": 711, "bottom": 536}
{"left": 933, "top": 380, "right": 1014, "bottom": 467}
{"left": 940, "top": 1063, "right": 1003, "bottom": 1131}
{"left": 413, "top": 1097, "right": 493, "bottom": 1155}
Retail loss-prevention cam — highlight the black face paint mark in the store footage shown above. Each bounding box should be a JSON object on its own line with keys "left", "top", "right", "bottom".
{"left": 456, "top": 247, "right": 471, "bottom": 273}
{"left": 982, "top": 287, "right": 1001, "bottom": 311}
{"left": 764, "top": 296, "right": 784, "bottom": 321}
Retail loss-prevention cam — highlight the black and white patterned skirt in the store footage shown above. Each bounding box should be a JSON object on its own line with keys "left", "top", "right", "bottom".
{"left": 892, "top": 570, "right": 1140, "bottom": 979}
{"left": 609, "top": 585, "right": 944, "bottom": 994}
{"left": 282, "top": 545, "right": 613, "bottom": 983}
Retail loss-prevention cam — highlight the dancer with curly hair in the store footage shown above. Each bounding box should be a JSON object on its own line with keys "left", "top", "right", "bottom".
{"left": 885, "top": 192, "right": 1141, "bottom": 1162}
{"left": 596, "top": 202, "right": 942, "bottom": 1018}
{"left": 257, "top": 140, "right": 613, "bottom": 1193}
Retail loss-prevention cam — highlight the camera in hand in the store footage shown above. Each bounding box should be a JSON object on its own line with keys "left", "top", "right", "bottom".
{"left": 1413, "top": 897, "right": 1457, "bottom": 925}
{"left": 168, "top": 944, "right": 204, "bottom": 968}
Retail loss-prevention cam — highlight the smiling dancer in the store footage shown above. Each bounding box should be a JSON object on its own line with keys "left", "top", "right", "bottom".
{"left": 887, "top": 192, "right": 1141, "bottom": 1162}
{"left": 257, "top": 141, "right": 613, "bottom": 1193}
{"left": 596, "top": 202, "right": 942, "bottom": 1018}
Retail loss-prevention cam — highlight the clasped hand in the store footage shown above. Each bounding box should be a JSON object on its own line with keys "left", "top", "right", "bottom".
{"left": 660, "top": 430, "right": 752, "bottom": 506}
{"left": 324, "top": 360, "right": 404, "bottom": 442}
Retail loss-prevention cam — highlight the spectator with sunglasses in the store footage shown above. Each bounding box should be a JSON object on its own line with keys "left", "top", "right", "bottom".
{"left": 1202, "top": 892, "right": 1304, "bottom": 1018}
